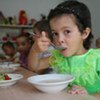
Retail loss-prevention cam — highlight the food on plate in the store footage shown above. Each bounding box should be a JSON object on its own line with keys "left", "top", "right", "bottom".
{"left": 0, "top": 73, "right": 11, "bottom": 80}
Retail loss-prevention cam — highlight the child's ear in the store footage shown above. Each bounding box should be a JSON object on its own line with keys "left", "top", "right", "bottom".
{"left": 82, "top": 27, "right": 91, "bottom": 39}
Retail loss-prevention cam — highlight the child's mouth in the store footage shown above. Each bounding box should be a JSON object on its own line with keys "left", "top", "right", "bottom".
{"left": 59, "top": 46, "right": 67, "bottom": 51}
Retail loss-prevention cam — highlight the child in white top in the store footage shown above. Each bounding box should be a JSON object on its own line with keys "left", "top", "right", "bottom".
{"left": 2, "top": 41, "right": 20, "bottom": 63}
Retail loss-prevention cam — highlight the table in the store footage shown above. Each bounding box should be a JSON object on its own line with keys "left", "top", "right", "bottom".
{"left": 0, "top": 67, "right": 100, "bottom": 100}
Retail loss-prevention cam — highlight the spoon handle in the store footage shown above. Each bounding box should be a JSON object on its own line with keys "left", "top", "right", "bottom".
{"left": 28, "top": 32, "right": 64, "bottom": 50}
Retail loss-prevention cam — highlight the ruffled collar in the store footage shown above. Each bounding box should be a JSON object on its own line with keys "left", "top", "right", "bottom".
{"left": 50, "top": 49, "right": 100, "bottom": 86}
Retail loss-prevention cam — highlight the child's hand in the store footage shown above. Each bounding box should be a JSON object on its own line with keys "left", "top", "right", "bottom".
{"left": 68, "top": 84, "right": 88, "bottom": 94}
{"left": 33, "top": 31, "right": 50, "bottom": 53}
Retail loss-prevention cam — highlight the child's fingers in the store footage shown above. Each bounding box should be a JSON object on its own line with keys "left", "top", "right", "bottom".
{"left": 68, "top": 84, "right": 88, "bottom": 94}
{"left": 41, "top": 31, "right": 50, "bottom": 43}
{"left": 41, "top": 31, "right": 47, "bottom": 38}
{"left": 34, "top": 31, "right": 48, "bottom": 41}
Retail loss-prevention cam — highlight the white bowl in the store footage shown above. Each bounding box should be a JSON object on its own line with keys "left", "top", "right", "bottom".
{"left": 0, "top": 74, "right": 23, "bottom": 88}
{"left": 28, "top": 74, "right": 74, "bottom": 93}
{"left": 0, "top": 63, "right": 20, "bottom": 73}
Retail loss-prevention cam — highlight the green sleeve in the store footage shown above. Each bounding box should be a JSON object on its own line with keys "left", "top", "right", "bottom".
{"left": 95, "top": 49, "right": 100, "bottom": 76}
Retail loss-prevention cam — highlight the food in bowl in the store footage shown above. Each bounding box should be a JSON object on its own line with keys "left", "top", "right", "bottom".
{"left": 28, "top": 74, "right": 74, "bottom": 93}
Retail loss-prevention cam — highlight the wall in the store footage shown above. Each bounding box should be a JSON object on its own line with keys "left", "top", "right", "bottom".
{"left": 79, "top": 0, "right": 100, "bottom": 47}
{"left": 0, "top": 0, "right": 62, "bottom": 21}
{"left": 0, "top": 0, "right": 62, "bottom": 53}
{"left": 0, "top": 0, "right": 100, "bottom": 48}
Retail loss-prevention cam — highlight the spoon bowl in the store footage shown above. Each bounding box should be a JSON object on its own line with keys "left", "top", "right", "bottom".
{"left": 50, "top": 43, "right": 66, "bottom": 50}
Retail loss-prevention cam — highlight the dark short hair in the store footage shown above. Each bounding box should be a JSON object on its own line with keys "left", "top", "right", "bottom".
{"left": 48, "top": 0, "right": 94, "bottom": 49}
{"left": 17, "top": 33, "right": 30, "bottom": 42}
{"left": 17, "top": 33, "right": 34, "bottom": 45}
{"left": 33, "top": 20, "right": 53, "bottom": 41}
{"left": 2, "top": 41, "right": 15, "bottom": 50}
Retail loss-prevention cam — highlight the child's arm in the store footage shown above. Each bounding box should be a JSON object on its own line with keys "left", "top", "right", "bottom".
{"left": 28, "top": 31, "right": 50, "bottom": 74}
{"left": 28, "top": 45, "right": 50, "bottom": 74}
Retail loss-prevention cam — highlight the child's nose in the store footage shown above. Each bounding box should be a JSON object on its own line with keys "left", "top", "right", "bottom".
{"left": 58, "top": 34, "right": 65, "bottom": 44}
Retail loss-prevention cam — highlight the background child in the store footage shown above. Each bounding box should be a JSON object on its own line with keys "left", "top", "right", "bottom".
{"left": 16, "top": 33, "right": 33, "bottom": 69}
{"left": 28, "top": 20, "right": 53, "bottom": 73}
{"left": 28, "top": 0, "right": 100, "bottom": 94}
{"left": 96, "top": 38, "right": 100, "bottom": 48}
{"left": 2, "top": 41, "right": 20, "bottom": 63}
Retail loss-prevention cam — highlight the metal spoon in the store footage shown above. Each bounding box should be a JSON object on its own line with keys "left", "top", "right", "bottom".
{"left": 50, "top": 42, "right": 65, "bottom": 50}
{"left": 28, "top": 32, "right": 65, "bottom": 50}
{"left": 28, "top": 31, "right": 35, "bottom": 36}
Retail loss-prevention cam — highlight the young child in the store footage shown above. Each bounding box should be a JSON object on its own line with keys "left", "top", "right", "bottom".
{"left": 16, "top": 33, "right": 33, "bottom": 69}
{"left": 2, "top": 41, "right": 20, "bottom": 63}
{"left": 28, "top": 1, "right": 100, "bottom": 94}
{"left": 96, "top": 38, "right": 100, "bottom": 48}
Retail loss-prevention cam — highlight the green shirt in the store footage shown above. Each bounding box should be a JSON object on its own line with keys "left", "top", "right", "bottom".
{"left": 50, "top": 49, "right": 100, "bottom": 94}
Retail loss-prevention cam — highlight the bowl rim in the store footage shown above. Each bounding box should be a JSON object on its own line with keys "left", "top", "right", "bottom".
{"left": 28, "top": 74, "right": 75, "bottom": 86}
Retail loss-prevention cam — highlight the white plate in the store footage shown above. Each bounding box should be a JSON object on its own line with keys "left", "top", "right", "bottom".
{"left": 0, "top": 63, "right": 20, "bottom": 73}
{"left": 28, "top": 74, "right": 74, "bottom": 93}
{"left": 0, "top": 74, "right": 23, "bottom": 88}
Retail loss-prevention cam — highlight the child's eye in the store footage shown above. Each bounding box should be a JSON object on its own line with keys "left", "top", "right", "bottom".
{"left": 64, "top": 30, "right": 71, "bottom": 35}
{"left": 16, "top": 42, "right": 26, "bottom": 47}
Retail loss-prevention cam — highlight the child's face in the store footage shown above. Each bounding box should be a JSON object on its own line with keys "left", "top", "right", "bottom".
{"left": 16, "top": 36, "right": 31, "bottom": 54}
{"left": 3, "top": 46, "right": 14, "bottom": 56}
{"left": 50, "top": 14, "right": 87, "bottom": 57}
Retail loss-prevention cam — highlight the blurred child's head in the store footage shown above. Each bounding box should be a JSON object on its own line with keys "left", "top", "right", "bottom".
{"left": 2, "top": 41, "right": 15, "bottom": 56}
{"left": 96, "top": 38, "right": 100, "bottom": 48}
{"left": 16, "top": 34, "right": 32, "bottom": 54}
{"left": 48, "top": 0, "right": 93, "bottom": 49}
{"left": 33, "top": 20, "right": 53, "bottom": 41}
